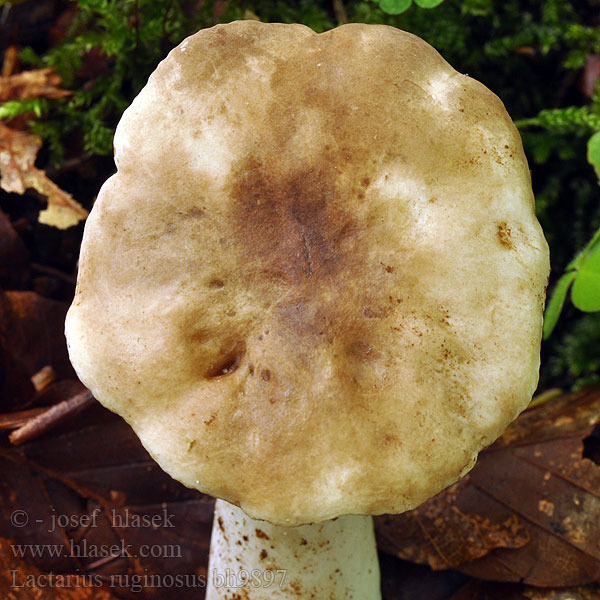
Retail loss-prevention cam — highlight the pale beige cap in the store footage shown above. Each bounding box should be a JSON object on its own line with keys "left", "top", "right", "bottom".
{"left": 65, "top": 21, "right": 549, "bottom": 526}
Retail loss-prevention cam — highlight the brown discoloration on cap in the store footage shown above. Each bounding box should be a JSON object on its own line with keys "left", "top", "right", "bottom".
{"left": 230, "top": 160, "right": 358, "bottom": 286}
{"left": 226, "top": 145, "right": 384, "bottom": 384}
{"left": 66, "top": 21, "right": 549, "bottom": 526}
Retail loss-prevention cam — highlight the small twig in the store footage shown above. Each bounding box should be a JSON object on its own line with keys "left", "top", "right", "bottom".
{"left": 0, "top": 4, "right": 12, "bottom": 27}
{"left": 333, "top": 0, "right": 349, "bottom": 24}
{"left": 0, "top": 407, "right": 47, "bottom": 430}
{"left": 1, "top": 45, "right": 19, "bottom": 77}
{"left": 85, "top": 551, "right": 125, "bottom": 572}
{"left": 528, "top": 387, "right": 563, "bottom": 409}
{"left": 9, "top": 389, "right": 95, "bottom": 445}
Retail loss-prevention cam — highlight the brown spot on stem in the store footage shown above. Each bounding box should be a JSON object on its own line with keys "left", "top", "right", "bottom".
{"left": 497, "top": 222, "right": 514, "bottom": 249}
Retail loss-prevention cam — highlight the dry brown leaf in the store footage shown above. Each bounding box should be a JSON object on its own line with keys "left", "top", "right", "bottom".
{"left": 0, "top": 123, "right": 87, "bottom": 228}
{"left": 0, "top": 123, "right": 40, "bottom": 193}
{"left": 522, "top": 585, "right": 600, "bottom": 600}
{"left": 0, "top": 67, "right": 72, "bottom": 102}
{"left": 0, "top": 406, "right": 214, "bottom": 599}
{"left": 377, "top": 479, "right": 531, "bottom": 570}
{"left": 446, "top": 580, "right": 600, "bottom": 600}
{"left": 0, "top": 209, "right": 29, "bottom": 288}
{"left": 0, "top": 290, "right": 75, "bottom": 410}
{"left": 376, "top": 386, "right": 600, "bottom": 587}
{"left": 0, "top": 538, "right": 118, "bottom": 599}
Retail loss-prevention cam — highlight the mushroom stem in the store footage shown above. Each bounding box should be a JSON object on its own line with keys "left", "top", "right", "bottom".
{"left": 206, "top": 499, "right": 381, "bottom": 599}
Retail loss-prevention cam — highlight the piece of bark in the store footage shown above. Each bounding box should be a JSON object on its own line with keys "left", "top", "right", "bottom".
{"left": 30, "top": 365, "right": 57, "bottom": 393}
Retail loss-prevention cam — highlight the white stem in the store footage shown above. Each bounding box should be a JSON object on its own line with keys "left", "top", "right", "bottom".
{"left": 206, "top": 500, "right": 381, "bottom": 599}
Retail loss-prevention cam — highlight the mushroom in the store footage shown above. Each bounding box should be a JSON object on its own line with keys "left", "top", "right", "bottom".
{"left": 65, "top": 21, "right": 549, "bottom": 599}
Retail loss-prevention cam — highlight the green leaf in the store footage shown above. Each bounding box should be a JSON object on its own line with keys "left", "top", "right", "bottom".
{"left": 566, "top": 226, "right": 600, "bottom": 271}
{"left": 543, "top": 271, "right": 577, "bottom": 339}
{"left": 414, "top": 0, "right": 445, "bottom": 7}
{"left": 572, "top": 250, "right": 600, "bottom": 312}
{"left": 379, "top": 0, "right": 412, "bottom": 15}
{"left": 588, "top": 131, "right": 600, "bottom": 181}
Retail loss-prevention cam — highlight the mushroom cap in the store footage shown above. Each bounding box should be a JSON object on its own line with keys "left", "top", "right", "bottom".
{"left": 65, "top": 21, "right": 549, "bottom": 526}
